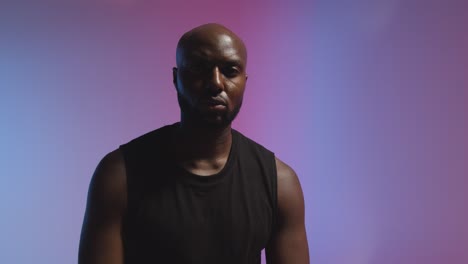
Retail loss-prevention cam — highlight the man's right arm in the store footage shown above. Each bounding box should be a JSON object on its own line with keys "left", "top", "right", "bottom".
{"left": 78, "top": 149, "right": 127, "bottom": 264}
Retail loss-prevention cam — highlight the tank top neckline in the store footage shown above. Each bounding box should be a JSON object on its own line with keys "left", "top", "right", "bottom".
{"left": 167, "top": 122, "right": 239, "bottom": 188}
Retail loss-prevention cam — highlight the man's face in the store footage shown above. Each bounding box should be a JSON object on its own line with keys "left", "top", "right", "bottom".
{"left": 173, "top": 31, "right": 248, "bottom": 127}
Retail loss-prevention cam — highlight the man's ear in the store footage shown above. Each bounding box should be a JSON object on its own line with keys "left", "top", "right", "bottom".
{"left": 245, "top": 74, "right": 248, "bottom": 81}
{"left": 172, "top": 67, "right": 178, "bottom": 86}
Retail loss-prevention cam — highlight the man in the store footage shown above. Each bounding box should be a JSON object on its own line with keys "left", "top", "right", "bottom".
{"left": 79, "top": 23, "right": 309, "bottom": 264}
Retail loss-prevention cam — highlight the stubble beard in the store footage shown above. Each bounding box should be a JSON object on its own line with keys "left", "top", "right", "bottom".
{"left": 177, "top": 92, "right": 242, "bottom": 128}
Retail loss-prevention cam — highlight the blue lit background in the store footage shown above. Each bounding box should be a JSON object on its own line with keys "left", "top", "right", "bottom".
{"left": 1, "top": 0, "right": 467, "bottom": 263}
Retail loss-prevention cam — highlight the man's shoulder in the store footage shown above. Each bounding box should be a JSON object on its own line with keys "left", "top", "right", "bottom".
{"left": 121, "top": 123, "right": 176, "bottom": 149}
{"left": 232, "top": 129, "right": 298, "bottom": 180}
{"left": 89, "top": 148, "right": 128, "bottom": 210}
{"left": 232, "top": 128, "right": 274, "bottom": 156}
{"left": 118, "top": 123, "right": 177, "bottom": 166}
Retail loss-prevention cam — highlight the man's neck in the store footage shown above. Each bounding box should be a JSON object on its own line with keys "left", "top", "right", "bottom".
{"left": 172, "top": 120, "right": 233, "bottom": 174}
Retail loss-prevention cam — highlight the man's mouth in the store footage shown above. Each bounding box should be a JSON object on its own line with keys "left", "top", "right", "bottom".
{"left": 204, "top": 98, "right": 227, "bottom": 106}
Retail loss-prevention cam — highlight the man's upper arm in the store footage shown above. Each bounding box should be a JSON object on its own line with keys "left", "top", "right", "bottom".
{"left": 266, "top": 157, "right": 309, "bottom": 264}
{"left": 78, "top": 149, "right": 127, "bottom": 264}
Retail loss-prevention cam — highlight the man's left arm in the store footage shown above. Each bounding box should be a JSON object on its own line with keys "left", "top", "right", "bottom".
{"left": 266, "top": 157, "right": 310, "bottom": 264}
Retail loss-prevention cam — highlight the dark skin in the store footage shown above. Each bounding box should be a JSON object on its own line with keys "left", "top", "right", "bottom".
{"left": 78, "top": 23, "right": 309, "bottom": 264}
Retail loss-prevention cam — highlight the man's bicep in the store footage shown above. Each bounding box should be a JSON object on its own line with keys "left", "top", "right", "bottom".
{"left": 265, "top": 158, "right": 309, "bottom": 264}
{"left": 78, "top": 150, "right": 127, "bottom": 264}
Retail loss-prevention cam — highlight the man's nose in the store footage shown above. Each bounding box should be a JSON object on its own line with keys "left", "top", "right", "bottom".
{"left": 207, "top": 66, "right": 224, "bottom": 94}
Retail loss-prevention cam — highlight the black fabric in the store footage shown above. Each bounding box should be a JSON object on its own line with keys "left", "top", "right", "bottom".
{"left": 119, "top": 123, "right": 277, "bottom": 264}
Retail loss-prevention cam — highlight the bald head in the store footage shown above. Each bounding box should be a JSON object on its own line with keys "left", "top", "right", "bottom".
{"left": 176, "top": 23, "right": 247, "bottom": 68}
{"left": 172, "top": 23, "right": 248, "bottom": 128}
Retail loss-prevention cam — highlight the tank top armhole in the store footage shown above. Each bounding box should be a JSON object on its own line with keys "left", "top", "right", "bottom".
{"left": 270, "top": 153, "right": 279, "bottom": 242}
{"left": 118, "top": 123, "right": 176, "bottom": 216}
{"left": 119, "top": 144, "right": 132, "bottom": 213}
{"left": 118, "top": 143, "right": 134, "bottom": 261}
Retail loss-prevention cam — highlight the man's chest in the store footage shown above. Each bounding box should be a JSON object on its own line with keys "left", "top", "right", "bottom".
{"left": 127, "top": 180, "right": 272, "bottom": 260}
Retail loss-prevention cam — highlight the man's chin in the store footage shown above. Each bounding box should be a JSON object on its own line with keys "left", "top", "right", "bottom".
{"left": 198, "top": 107, "right": 240, "bottom": 128}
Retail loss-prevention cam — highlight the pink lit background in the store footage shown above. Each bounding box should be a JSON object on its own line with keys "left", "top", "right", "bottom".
{"left": 1, "top": 0, "right": 467, "bottom": 263}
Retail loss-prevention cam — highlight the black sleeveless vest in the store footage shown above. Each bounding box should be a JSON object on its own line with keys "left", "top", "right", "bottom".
{"left": 119, "top": 123, "right": 277, "bottom": 264}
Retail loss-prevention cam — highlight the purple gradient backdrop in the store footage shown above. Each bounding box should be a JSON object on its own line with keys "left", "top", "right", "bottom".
{"left": 1, "top": 0, "right": 467, "bottom": 263}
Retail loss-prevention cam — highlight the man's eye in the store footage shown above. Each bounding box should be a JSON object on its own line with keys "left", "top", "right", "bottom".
{"left": 222, "top": 67, "right": 240, "bottom": 77}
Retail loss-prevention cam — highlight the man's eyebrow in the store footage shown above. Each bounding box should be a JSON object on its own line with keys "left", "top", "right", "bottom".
{"left": 223, "top": 58, "right": 245, "bottom": 68}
